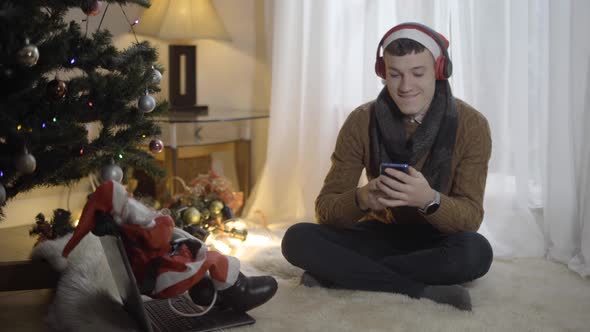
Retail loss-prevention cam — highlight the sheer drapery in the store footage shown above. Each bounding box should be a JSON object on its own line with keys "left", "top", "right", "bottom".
{"left": 245, "top": 0, "right": 590, "bottom": 276}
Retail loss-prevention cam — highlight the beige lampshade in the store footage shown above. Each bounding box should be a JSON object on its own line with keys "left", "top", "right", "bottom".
{"left": 135, "top": 0, "right": 231, "bottom": 42}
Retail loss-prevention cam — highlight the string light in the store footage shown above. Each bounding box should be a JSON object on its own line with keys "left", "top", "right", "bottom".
{"left": 70, "top": 57, "right": 76, "bottom": 64}
{"left": 141, "top": 134, "right": 146, "bottom": 138}
{"left": 96, "top": 3, "right": 110, "bottom": 32}
{"left": 17, "top": 124, "right": 22, "bottom": 130}
{"left": 207, "top": 236, "right": 233, "bottom": 255}
{"left": 41, "top": 123, "right": 46, "bottom": 128}
{"left": 85, "top": 15, "right": 89, "bottom": 37}
{"left": 88, "top": 101, "right": 94, "bottom": 107}
{"left": 118, "top": 153, "right": 123, "bottom": 159}
{"left": 133, "top": 18, "right": 140, "bottom": 26}
{"left": 119, "top": 4, "right": 140, "bottom": 43}
{"left": 79, "top": 148, "right": 84, "bottom": 155}
{"left": 52, "top": 117, "right": 57, "bottom": 122}
{"left": 0, "top": 171, "right": 4, "bottom": 177}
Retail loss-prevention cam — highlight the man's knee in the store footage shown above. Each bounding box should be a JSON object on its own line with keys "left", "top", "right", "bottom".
{"left": 281, "top": 222, "right": 317, "bottom": 265}
{"left": 458, "top": 232, "right": 493, "bottom": 279}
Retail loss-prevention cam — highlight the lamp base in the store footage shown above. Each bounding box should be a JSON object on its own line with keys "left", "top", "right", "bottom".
{"left": 170, "top": 105, "right": 209, "bottom": 116}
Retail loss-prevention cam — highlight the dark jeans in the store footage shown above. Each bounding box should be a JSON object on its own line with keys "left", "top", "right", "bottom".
{"left": 281, "top": 220, "right": 493, "bottom": 298}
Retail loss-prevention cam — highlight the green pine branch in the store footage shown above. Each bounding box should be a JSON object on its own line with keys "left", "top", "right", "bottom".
{"left": 0, "top": 0, "right": 167, "bottom": 215}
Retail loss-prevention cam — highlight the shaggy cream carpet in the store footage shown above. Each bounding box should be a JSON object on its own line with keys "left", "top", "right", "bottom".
{"left": 33, "top": 223, "right": 590, "bottom": 332}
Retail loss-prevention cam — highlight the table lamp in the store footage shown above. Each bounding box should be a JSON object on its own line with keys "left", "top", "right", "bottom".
{"left": 135, "top": 0, "right": 231, "bottom": 114}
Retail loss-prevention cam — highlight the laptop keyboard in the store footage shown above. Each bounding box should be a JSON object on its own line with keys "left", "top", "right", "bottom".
{"left": 145, "top": 297, "right": 254, "bottom": 332}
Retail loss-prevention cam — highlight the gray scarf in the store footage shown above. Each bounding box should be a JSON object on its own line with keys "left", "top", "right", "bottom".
{"left": 369, "top": 81, "right": 458, "bottom": 192}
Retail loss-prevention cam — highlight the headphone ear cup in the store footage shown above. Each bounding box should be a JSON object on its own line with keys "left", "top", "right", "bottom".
{"left": 375, "top": 56, "right": 385, "bottom": 79}
{"left": 435, "top": 56, "right": 447, "bottom": 80}
{"left": 444, "top": 58, "right": 453, "bottom": 78}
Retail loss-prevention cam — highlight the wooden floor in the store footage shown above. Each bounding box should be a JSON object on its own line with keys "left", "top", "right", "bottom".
{"left": 0, "top": 226, "right": 54, "bottom": 331}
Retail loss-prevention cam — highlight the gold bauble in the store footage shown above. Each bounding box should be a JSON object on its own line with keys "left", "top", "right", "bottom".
{"left": 182, "top": 207, "right": 201, "bottom": 225}
{"left": 209, "top": 200, "right": 224, "bottom": 214}
{"left": 200, "top": 208, "right": 211, "bottom": 222}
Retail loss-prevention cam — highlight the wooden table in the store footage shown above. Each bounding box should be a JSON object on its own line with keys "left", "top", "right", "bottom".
{"left": 154, "top": 110, "right": 269, "bottom": 204}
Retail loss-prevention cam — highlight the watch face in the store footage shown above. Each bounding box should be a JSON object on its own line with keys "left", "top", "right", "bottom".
{"left": 426, "top": 202, "right": 440, "bottom": 214}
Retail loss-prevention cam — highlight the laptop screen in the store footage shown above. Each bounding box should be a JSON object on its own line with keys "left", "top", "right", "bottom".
{"left": 99, "top": 234, "right": 256, "bottom": 332}
{"left": 100, "top": 235, "right": 153, "bottom": 332}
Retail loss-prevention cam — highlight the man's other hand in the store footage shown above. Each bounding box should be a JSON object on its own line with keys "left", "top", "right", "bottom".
{"left": 356, "top": 166, "right": 436, "bottom": 211}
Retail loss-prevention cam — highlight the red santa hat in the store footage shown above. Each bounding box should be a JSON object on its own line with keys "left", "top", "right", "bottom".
{"left": 375, "top": 22, "right": 452, "bottom": 80}
{"left": 381, "top": 23, "right": 449, "bottom": 61}
{"left": 62, "top": 180, "right": 128, "bottom": 257}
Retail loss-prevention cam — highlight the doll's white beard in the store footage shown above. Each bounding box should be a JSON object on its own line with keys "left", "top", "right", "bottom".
{"left": 114, "top": 198, "right": 157, "bottom": 228}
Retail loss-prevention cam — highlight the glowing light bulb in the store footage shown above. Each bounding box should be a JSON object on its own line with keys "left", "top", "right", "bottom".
{"left": 207, "top": 237, "right": 233, "bottom": 255}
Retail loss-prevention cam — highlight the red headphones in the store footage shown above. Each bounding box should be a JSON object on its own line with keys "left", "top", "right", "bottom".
{"left": 374, "top": 22, "right": 452, "bottom": 81}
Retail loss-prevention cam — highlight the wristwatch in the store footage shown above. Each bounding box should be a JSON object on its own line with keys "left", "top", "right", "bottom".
{"left": 418, "top": 191, "right": 441, "bottom": 215}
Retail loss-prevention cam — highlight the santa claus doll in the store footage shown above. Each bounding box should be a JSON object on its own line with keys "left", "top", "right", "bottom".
{"left": 62, "top": 180, "right": 277, "bottom": 312}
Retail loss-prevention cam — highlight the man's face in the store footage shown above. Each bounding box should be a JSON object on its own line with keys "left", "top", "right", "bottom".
{"left": 383, "top": 50, "right": 436, "bottom": 116}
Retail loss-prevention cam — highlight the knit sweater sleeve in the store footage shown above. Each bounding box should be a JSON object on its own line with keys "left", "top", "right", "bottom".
{"left": 315, "top": 108, "right": 368, "bottom": 226}
{"left": 424, "top": 109, "right": 492, "bottom": 233}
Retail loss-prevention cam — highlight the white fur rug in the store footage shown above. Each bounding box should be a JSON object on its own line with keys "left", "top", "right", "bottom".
{"left": 32, "top": 224, "right": 590, "bottom": 332}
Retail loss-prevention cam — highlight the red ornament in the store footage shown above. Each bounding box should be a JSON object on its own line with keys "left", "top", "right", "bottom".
{"left": 82, "top": 0, "right": 102, "bottom": 16}
{"left": 46, "top": 79, "right": 67, "bottom": 100}
{"left": 149, "top": 139, "right": 164, "bottom": 153}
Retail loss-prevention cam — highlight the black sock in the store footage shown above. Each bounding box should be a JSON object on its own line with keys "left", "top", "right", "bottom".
{"left": 421, "top": 285, "right": 472, "bottom": 311}
{"left": 300, "top": 271, "right": 334, "bottom": 288}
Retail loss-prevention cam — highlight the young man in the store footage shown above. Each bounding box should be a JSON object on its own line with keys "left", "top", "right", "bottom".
{"left": 281, "top": 22, "right": 493, "bottom": 311}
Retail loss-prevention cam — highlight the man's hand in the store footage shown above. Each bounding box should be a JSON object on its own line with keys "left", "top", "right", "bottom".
{"left": 356, "top": 177, "right": 388, "bottom": 211}
{"left": 356, "top": 166, "right": 436, "bottom": 211}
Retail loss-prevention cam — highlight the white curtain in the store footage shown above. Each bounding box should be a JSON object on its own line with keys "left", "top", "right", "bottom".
{"left": 245, "top": 0, "right": 590, "bottom": 276}
{"left": 244, "top": 0, "right": 371, "bottom": 223}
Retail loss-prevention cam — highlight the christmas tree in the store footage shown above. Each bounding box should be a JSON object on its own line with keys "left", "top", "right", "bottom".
{"left": 0, "top": 0, "right": 168, "bottom": 213}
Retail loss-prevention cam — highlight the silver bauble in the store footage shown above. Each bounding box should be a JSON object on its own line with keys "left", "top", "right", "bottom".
{"left": 152, "top": 69, "right": 162, "bottom": 85}
{"left": 101, "top": 164, "right": 123, "bottom": 182}
{"left": 138, "top": 95, "right": 156, "bottom": 113}
{"left": 15, "top": 153, "right": 36, "bottom": 174}
{"left": 0, "top": 184, "right": 6, "bottom": 205}
{"left": 17, "top": 44, "right": 40, "bottom": 67}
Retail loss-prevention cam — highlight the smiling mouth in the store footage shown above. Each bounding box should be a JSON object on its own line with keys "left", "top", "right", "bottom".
{"left": 399, "top": 94, "right": 419, "bottom": 100}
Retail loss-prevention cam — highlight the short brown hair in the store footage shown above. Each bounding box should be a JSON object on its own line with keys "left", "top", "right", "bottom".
{"left": 384, "top": 38, "right": 426, "bottom": 56}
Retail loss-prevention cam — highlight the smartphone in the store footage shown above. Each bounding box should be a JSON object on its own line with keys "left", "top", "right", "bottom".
{"left": 380, "top": 163, "right": 409, "bottom": 177}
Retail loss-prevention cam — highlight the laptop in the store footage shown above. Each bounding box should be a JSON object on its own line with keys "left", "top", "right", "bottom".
{"left": 99, "top": 235, "right": 255, "bottom": 332}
